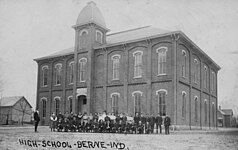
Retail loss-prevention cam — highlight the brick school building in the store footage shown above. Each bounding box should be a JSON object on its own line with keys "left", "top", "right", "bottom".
{"left": 34, "top": 2, "right": 220, "bottom": 129}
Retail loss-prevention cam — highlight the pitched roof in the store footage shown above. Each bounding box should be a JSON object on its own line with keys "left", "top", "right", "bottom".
{"left": 218, "top": 109, "right": 225, "bottom": 115}
{"left": 34, "top": 26, "right": 172, "bottom": 60}
{"left": 106, "top": 26, "right": 170, "bottom": 45}
{"left": 36, "top": 47, "right": 74, "bottom": 60}
{"left": 33, "top": 26, "right": 221, "bottom": 70}
{"left": 221, "top": 109, "right": 233, "bottom": 116}
{"left": 0, "top": 96, "right": 23, "bottom": 107}
{"left": 0, "top": 96, "right": 32, "bottom": 108}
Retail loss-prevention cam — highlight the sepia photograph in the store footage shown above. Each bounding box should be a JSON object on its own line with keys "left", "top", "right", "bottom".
{"left": 0, "top": 0, "right": 238, "bottom": 149}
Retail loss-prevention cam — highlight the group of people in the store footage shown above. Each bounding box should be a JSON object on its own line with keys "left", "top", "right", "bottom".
{"left": 49, "top": 111, "right": 171, "bottom": 134}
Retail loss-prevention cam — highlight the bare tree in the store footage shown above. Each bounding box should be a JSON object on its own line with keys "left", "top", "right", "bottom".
{"left": 18, "top": 99, "right": 31, "bottom": 125}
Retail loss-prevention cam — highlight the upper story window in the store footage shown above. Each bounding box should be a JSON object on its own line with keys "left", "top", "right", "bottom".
{"left": 41, "top": 97, "right": 47, "bottom": 117}
{"left": 132, "top": 91, "right": 142, "bottom": 115}
{"left": 112, "top": 54, "right": 120, "bottom": 80}
{"left": 96, "top": 30, "right": 103, "bottom": 44}
{"left": 204, "top": 66, "right": 208, "bottom": 89}
{"left": 55, "top": 63, "right": 62, "bottom": 85}
{"left": 182, "top": 50, "right": 186, "bottom": 78}
{"left": 54, "top": 97, "right": 61, "bottom": 116}
{"left": 194, "top": 59, "right": 199, "bottom": 84}
{"left": 80, "top": 29, "right": 88, "bottom": 48}
{"left": 111, "top": 93, "right": 120, "bottom": 115}
{"left": 211, "top": 71, "right": 215, "bottom": 92}
{"left": 133, "top": 51, "right": 143, "bottom": 78}
{"left": 156, "top": 89, "right": 167, "bottom": 116}
{"left": 69, "top": 61, "right": 74, "bottom": 84}
{"left": 157, "top": 47, "right": 167, "bottom": 75}
{"left": 182, "top": 91, "right": 186, "bottom": 119}
{"left": 42, "top": 65, "right": 49, "bottom": 87}
{"left": 78, "top": 58, "right": 87, "bottom": 82}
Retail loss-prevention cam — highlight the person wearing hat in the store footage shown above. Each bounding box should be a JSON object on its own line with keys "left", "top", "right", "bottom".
{"left": 34, "top": 109, "right": 40, "bottom": 132}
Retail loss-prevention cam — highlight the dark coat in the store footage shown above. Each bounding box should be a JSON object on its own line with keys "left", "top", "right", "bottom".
{"left": 141, "top": 116, "right": 146, "bottom": 124}
{"left": 34, "top": 111, "right": 40, "bottom": 122}
{"left": 155, "top": 116, "right": 163, "bottom": 125}
{"left": 134, "top": 116, "right": 140, "bottom": 125}
{"left": 149, "top": 116, "right": 155, "bottom": 125}
{"left": 164, "top": 116, "right": 171, "bottom": 126}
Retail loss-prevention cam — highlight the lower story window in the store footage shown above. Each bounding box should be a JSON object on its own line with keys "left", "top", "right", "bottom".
{"left": 158, "top": 92, "right": 166, "bottom": 116}
{"left": 133, "top": 91, "right": 142, "bottom": 115}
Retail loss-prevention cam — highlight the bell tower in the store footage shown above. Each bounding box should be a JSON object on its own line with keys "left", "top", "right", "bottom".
{"left": 72, "top": 1, "right": 109, "bottom": 51}
{"left": 72, "top": 1, "right": 109, "bottom": 114}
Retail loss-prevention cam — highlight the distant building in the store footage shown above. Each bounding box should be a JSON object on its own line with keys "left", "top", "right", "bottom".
{"left": 34, "top": 2, "right": 220, "bottom": 129}
{"left": 0, "top": 96, "right": 33, "bottom": 125}
{"left": 217, "top": 106, "right": 234, "bottom": 127}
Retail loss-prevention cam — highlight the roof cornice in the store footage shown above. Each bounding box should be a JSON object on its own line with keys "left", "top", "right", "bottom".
{"left": 178, "top": 31, "right": 221, "bottom": 70}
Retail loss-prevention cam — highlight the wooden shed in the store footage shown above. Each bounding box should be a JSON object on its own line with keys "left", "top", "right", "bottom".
{"left": 0, "top": 96, "right": 33, "bottom": 125}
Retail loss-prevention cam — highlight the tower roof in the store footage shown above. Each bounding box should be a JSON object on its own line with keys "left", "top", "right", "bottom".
{"left": 75, "top": 1, "right": 107, "bottom": 29}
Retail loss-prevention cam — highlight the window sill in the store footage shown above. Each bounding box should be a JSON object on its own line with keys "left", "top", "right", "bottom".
{"left": 112, "top": 78, "right": 119, "bottom": 81}
{"left": 79, "top": 81, "right": 86, "bottom": 83}
{"left": 69, "top": 83, "right": 74, "bottom": 85}
{"left": 133, "top": 76, "right": 142, "bottom": 79}
{"left": 55, "top": 84, "right": 61, "bottom": 86}
{"left": 157, "top": 74, "right": 167, "bottom": 76}
{"left": 42, "top": 85, "right": 48, "bottom": 87}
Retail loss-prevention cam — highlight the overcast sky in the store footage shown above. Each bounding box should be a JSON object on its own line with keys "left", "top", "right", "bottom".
{"left": 0, "top": 0, "right": 238, "bottom": 115}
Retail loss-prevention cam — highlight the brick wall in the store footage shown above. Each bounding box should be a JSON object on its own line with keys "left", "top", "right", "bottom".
{"left": 36, "top": 33, "right": 219, "bottom": 128}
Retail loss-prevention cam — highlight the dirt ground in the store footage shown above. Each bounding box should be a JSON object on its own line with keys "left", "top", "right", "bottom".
{"left": 0, "top": 126, "right": 238, "bottom": 150}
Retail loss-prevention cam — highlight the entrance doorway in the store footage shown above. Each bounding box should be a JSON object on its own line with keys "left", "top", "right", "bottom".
{"left": 77, "top": 95, "right": 87, "bottom": 114}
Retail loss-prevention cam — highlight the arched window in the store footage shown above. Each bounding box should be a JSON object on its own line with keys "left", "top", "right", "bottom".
{"left": 133, "top": 51, "right": 143, "bottom": 78}
{"left": 112, "top": 55, "right": 120, "bottom": 80}
{"left": 194, "top": 59, "right": 199, "bottom": 83}
{"left": 42, "top": 66, "right": 48, "bottom": 87}
{"left": 69, "top": 61, "right": 74, "bottom": 84}
{"left": 54, "top": 97, "right": 60, "bottom": 115}
{"left": 96, "top": 30, "right": 103, "bottom": 43}
{"left": 55, "top": 63, "right": 62, "bottom": 85}
{"left": 111, "top": 93, "right": 120, "bottom": 115}
{"left": 211, "top": 71, "right": 215, "bottom": 92}
{"left": 156, "top": 89, "right": 167, "bottom": 116}
{"left": 182, "top": 91, "right": 186, "bottom": 119}
{"left": 204, "top": 66, "right": 208, "bottom": 89}
{"left": 78, "top": 58, "right": 87, "bottom": 82}
{"left": 194, "top": 96, "right": 198, "bottom": 122}
{"left": 157, "top": 47, "right": 167, "bottom": 75}
{"left": 68, "top": 96, "right": 73, "bottom": 113}
{"left": 182, "top": 50, "right": 186, "bottom": 78}
{"left": 132, "top": 91, "right": 142, "bottom": 115}
{"left": 212, "top": 102, "right": 215, "bottom": 124}
{"left": 204, "top": 99, "right": 208, "bottom": 123}
{"left": 41, "top": 97, "right": 47, "bottom": 117}
{"left": 80, "top": 29, "right": 88, "bottom": 48}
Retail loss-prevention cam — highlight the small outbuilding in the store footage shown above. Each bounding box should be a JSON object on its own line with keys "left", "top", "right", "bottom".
{"left": 217, "top": 106, "right": 234, "bottom": 127}
{"left": 0, "top": 96, "right": 33, "bottom": 125}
